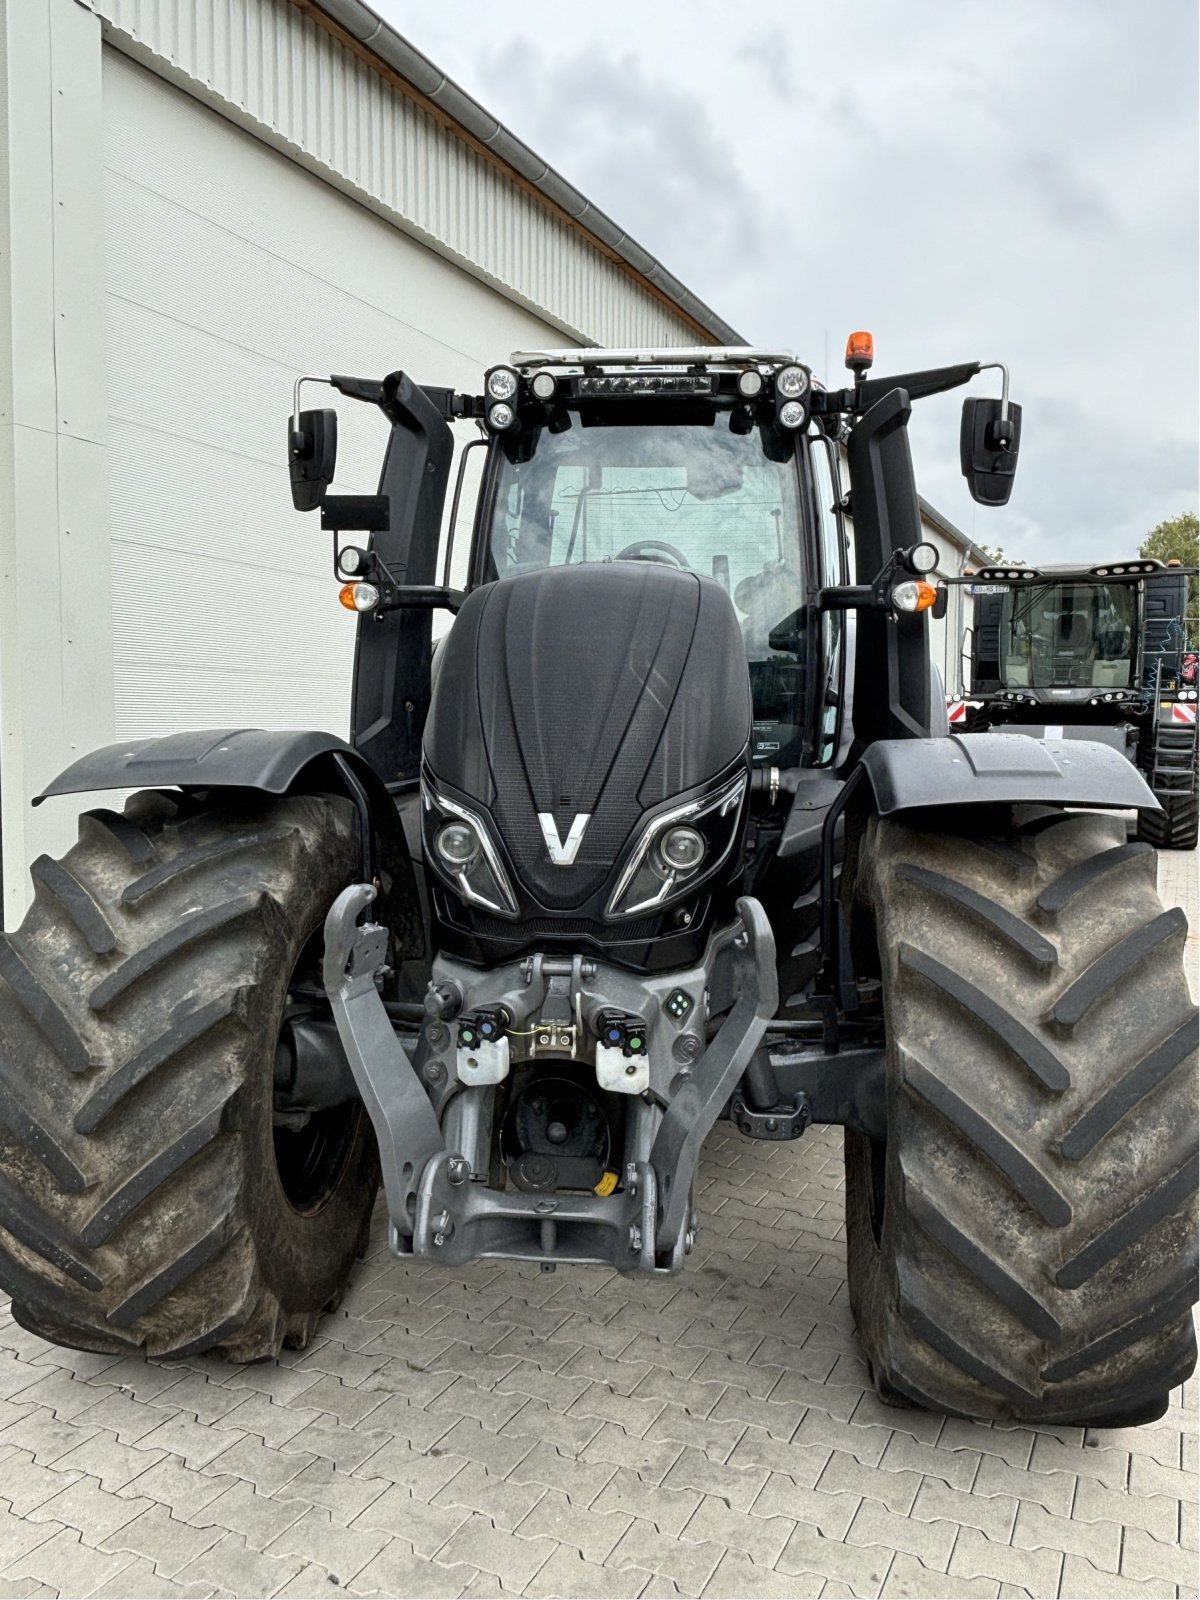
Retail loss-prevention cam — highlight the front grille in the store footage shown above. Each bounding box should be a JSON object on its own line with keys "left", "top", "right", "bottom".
{"left": 469, "top": 912, "right": 661, "bottom": 943}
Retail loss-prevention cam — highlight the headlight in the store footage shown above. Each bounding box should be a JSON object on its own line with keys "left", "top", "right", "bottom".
{"left": 530, "top": 370, "right": 557, "bottom": 401}
{"left": 737, "top": 370, "right": 764, "bottom": 398}
{"left": 905, "top": 541, "right": 939, "bottom": 574}
{"left": 776, "top": 365, "right": 808, "bottom": 398}
{"left": 659, "top": 826, "right": 705, "bottom": 871}
{"left": 422, "top": 780, "right": 517, "bottom": 915}
{"left": 486, "top": 401, "right": 517, "bottom": 431}
{"left": 607, "top": 772, "right": 747, "bottom": 919}
{"left": 777, "top": 400, "right": 805, "bottom": 429}
{"left": 486, "top": 366, "right": 519, "bottom": 401}
{"left": 435, "top": 821, "right": 480, "bottom": 867}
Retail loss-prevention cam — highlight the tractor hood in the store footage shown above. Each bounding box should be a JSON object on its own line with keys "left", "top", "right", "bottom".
{"left": 422, "top": 563, "right": 752, "bottom": 962}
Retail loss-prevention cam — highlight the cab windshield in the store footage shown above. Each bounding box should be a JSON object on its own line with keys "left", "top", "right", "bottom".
{"left": 484, "top": 415, "right": 803, "bottom": 648}
{"left": 999, "top": 581, "right": 1136, "bottom": 689}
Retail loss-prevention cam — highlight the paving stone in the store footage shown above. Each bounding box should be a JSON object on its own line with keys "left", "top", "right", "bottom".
{"left": 348, "top": 1438, "right": 466, "bottom": 1500}
{"left": 349, "top": 1484, "right": 469, "bottom": 1554}
{"left": 436, "top": 1513, "right": 557, "bottom": 1590}
{"left": 118, "top": 1456, "right": 237, "bottom": 1520}
{"left": 702, "top": 1550, "right": 824, "bottom": 1598}
{"left": 89, "top": 1555, "right": 212, "bottom": 1598}
{"left": 594, "top": 1469, "right": 703, "bottom": 1537}
{"left": 569, "top": 1385, "right": 667, "bottom": 1437}
{"left": 350, "top": 1395, "right": 456, "bottom": 1454}
{"left": 607, "top": 1518, "right": 724, "bottom": 1597}
{"left": 1012, "top": 1499, "right": 1121, "bottom": 1571}
{"left": 1059, "top": 1554, "right": 1177, "bottom": 1599}
{"left": 1121, "top": 1526, "right": 1200, "bottom": 1587}
{"left": 949, "top": 1527, "right": 1063, "bottom": 1595}
{"left": 643, "top": 1404, "right": 744, "bottom": 1461}
{"left": 727, "top": 1428, "right": 830, "bottom": 1487}
{"left": 910, "top": 1478, "right": 1016, "bottom": 1541}
{"left": 934, "top": 1420, "right": 1035, "bottom": 1468}
{"left": 845, "top": 1497, "right": 956, "bottom": 1570}
{"left": 0, "top": 1504, "right": 63, "bottom": 1569}
{"left": 791, "top": 1412, "right": 891, "bottom": 1468}
{"left": 708, "top": 1386, "right": 804, "bottom": 1442}
{"left": 201, "top": 1436, "right": 316, "bottom": 1497}
{"left": 136, "top": 1413, "right": 245, "bottom": 1470}
{"left": 277, "top": 1377, "right": 384, "bottom": 1430}
{"left": 814, "top": 1450, "right": 921, "bottom": 1516}
{"left": 1029, "top": 1433, "right": 1128, "bottom": 1489}
{"left": 434, "top": 1417, "right": 534, "bottom": 1477}
{"left": 877, "top": 1433, "right": 979, "bottom": 1492}
{"left": 27, "top": 1475, "right": 153, "bottom": 1541}
{"left": 525, "top": 1545, "right": 649, "bottom": 1599}
{"left": 51, "top": 1434, "right": 166, "bottom": 1493}
{"left": 880, "top": 1554, "right": 1000, "bottom": 1597}
{"left": 501, "top": 1399, "right": 601, "bottom": 1456}
{"left": 516, "top": 1487, "right": 632, "bottom": 1563}
{"left": 751, "top": 1476, "right": 859, "bottom": 1539}
{"left": 662, "top": 1445, "right": 768, "bottom": 1511}
{"left": 102, "top": 1499, "right": 233, "bottom": 1575}
{"left": 434, "top": 1461, "right": 544, "bottom": 1531}
{"left": 178, "top": 1531, "right": 306, "bottom": 1596}
{"left": 0, "top": 1407, "right": 100, "bottom": 1465}
{"left": 188, "top": 1480, "right": 310, "bottom": 1550}
{"left": 265, "top": 1506, "right": 389, "bottom": 1581}
{"left": 430, "top": 1378, "right": 530, "bottom": 1434}
{"left": 278, "top": 1460, "right": 391, "bottom": 1524}
{"left": 775, "top": 1522, "right": 892, "bottom": 1594}
{"left": 681, "top": 1495, "right": 793, "bottom": 1566}
{"left": 353, "top": 1540, "right": 479, "bottom": 1598}
{"left": 508, "top": 1438, "right": 615, "bottom": 1507}
{"left": 580, "top": 1422, "right": 680, "bottom": 1486}
{"left": 970, "top": 1455, "right": 1075, "bottom": 1517}
{"left": 1071, "top": 1475, "right": 1179, "bottom": 1539}
{"left": 5, "top": 1527, "right": 139, "bottom": 1595}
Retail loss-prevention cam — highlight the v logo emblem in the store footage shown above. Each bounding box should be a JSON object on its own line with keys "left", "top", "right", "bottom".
{"left": 537, "top": 812, "right": 591, "bottom": 866}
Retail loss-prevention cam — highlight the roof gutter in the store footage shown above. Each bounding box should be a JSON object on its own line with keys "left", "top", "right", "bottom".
{"left": 298, "top": 0, "right": 744, "bottom": 345}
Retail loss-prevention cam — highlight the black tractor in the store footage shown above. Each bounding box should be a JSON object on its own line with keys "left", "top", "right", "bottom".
{"left": 2, "top": 339, "right": 1195, "bottom": 1428}
{"left": 964, "top": 562, "right": 1198, "bottom": 849}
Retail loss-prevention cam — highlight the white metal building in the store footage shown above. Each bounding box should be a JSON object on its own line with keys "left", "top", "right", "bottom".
{"left": 0, "top": 0, "right": 979, "bottom": 924}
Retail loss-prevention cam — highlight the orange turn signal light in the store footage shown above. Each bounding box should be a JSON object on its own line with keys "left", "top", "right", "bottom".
{"left": 845, "top": 330, "right": 875, "bottom": 372}
{"left": 338, "top": 583, "right": 358, "bottom": 611}
{"left": 892, "top": 579, "right": 939, "bottom": 613}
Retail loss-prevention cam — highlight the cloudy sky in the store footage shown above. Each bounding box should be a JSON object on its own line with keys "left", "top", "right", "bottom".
{"left": 379, "top": 0, "right": 1197, "bottom": 565}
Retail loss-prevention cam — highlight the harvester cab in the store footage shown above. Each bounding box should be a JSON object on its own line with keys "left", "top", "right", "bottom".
{"left": 965, "top": 560, "right": 1199, "bottom": 847}
{"left": 8, "top": 337, "right": 1195, "bottom": 1430}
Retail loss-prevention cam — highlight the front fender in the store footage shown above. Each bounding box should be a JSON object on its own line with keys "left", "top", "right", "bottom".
{"left": 860, "top": 732, "right": 1157, "bottom": 815}
{"left": 34, "top": 727, "right": 425, "bottom": 960}
{"left": 34, "top": 727, "right": 359, "bottom": 804}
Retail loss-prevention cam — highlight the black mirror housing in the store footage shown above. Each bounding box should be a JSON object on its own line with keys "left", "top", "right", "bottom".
{"left": 960, "top": 396, "right": 1022, "bottom": 506}
{"left": 767, "top": 608, "right": 808, "bottom": 656}
{"left": 289, "top": 407, "right": 338, "bottom": 512}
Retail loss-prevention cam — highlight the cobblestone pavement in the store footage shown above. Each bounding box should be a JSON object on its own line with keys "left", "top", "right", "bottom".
{"left": 0, "top": 852, "right": 1196, "bottom": 1600}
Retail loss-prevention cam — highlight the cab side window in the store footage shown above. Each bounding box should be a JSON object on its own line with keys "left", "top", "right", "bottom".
{"left": 809, "top": 439, "right": 847, "bottom": 764}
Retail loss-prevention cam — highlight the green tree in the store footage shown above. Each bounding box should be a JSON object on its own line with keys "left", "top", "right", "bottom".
{"left": 1140, "top": 513, "right": 1199, "bottom": 641}
{"left": 976, "top": 542, "right": 1026, "bottom": 566}
{"left": 1139, "top": 511, "right": 1198, "bottom": 568}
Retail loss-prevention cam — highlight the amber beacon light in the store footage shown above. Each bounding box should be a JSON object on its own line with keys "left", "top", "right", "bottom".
{"left": 845, "top": 330, "right": 875, "bottom": 374}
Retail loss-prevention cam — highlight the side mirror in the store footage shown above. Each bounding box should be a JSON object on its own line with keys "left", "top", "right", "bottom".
{"left": 289, "top": 408, "right": 338, "bottom": 512}
{"left": 960, "top": 396, "right": 1022, "bottom": 507}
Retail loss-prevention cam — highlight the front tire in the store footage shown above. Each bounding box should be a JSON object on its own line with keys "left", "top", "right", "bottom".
{"left": 847, "top": 809, "right": 1198, "bottom": 1425}
{"left": 0, "top": 791, "right": 379, "bottom": 1361}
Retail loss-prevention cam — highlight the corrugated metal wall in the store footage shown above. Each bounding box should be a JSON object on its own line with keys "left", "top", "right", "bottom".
{"left": 94, "top": 0, "right": 698, "bottom": 350}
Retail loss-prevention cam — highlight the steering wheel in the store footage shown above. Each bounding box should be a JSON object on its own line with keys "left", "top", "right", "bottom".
{"left": 615, "top": 539, "right": 693, "bottom": 570}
